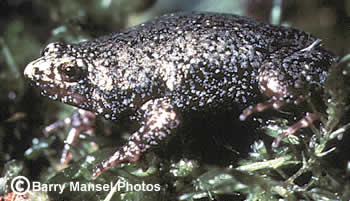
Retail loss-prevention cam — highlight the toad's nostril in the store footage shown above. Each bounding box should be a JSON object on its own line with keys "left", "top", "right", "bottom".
{"left": 33, "top": 67, "right": 39, "bottom": 73}
{"left": 24, "top": 63, "right": 43, "bottom": 81}
{"left": 33, "top": 67, "right": 42, "bottom": 76}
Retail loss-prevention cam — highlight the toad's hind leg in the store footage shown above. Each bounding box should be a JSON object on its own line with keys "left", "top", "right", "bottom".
{"left": 92, "top": 98, "right": 180, "bottom": 179}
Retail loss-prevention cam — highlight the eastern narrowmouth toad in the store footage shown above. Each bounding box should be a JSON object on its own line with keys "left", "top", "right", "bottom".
{"left": 24, "top": 12, "right": 336, "bottom": 178}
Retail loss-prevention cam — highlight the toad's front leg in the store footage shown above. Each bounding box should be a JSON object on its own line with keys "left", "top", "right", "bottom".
{"left": 92, "top": 98, "right": 180, "bottom": 179}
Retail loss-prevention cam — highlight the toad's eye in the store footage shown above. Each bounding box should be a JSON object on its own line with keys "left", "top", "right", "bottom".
{"left": 58, "top": 64, "right": 84, "bottom": 82}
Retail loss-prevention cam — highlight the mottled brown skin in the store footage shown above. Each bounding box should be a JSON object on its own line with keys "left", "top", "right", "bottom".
{"left": 24, "top": 12, "right": 336, "bottom": 178}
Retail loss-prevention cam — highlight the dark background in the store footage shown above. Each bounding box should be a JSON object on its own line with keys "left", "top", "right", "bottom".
{"left": 1, "top": 0, "right": 350, "bottom": 200}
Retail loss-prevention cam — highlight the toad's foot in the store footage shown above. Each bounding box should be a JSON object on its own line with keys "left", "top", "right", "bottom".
{"left": 239, "top": 99, "right": 285, "bottom": 121}
{"left": 239, "top": 96, "right": 322, "bottom": 147}
{"left": 272, "top": 112, "right": 320, "bottom": 147}
{"left": 92, "top": 98, "right": 180, "bottom": 179}
{"left": 44, "top": 109, "right": 96, "bottom": 167}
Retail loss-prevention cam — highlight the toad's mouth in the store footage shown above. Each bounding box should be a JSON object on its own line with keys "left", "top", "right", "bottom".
{"left": 28, "top": 79, "right": 89, "bottom": 109}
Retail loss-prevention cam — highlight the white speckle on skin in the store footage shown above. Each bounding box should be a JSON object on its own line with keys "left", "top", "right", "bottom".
{"left": 267, "top": 78, "right": 281, "bottom": 93}
{"left": 76, "top": 59, "right": 85, "bottom": 68}
{"left": 91, "top": 59, "right": 114, "bottom": 91}
{"left": 306, "top": 75, "right": 312, "bottom": 81}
